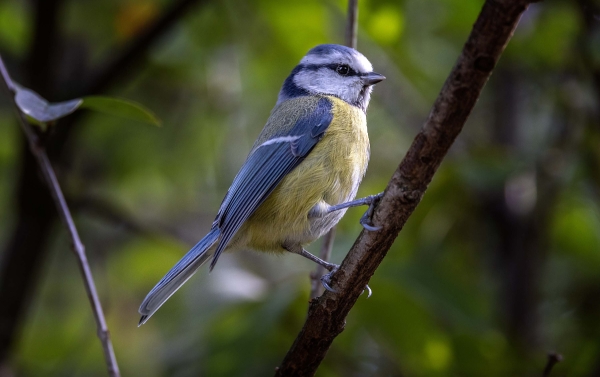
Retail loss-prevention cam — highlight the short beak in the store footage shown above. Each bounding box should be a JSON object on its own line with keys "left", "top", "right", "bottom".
{"left": 362, "top": 72, "right": 386, "bottom": 86}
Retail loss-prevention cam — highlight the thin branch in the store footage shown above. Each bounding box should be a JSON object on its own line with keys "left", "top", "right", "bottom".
{"left": 543, "top": 352, "right": 563, "bottom": 377}
{"left": 345, "top": 0, "right": 359, "bottom": 49}
{"left": 0, "top": 1, "right": 63, "bottom": 366}
{"left": 309, "top": 228, "right": 336, "bottom": 300}
{"left": 0, "top": 0, "right": 210, "bottom": 365}
{"left": 0, "top": 56, "right": 120, "bottom": 377}
{"left": 275, "top": 0, "right": 538, "bottom": 375}
{"left": 309, "top": 0, "right": 360, "bottom": 302}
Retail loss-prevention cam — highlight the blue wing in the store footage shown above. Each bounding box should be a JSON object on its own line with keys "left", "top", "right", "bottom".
{"left": 138, "top": 96, "right": 333, "bottom": 324}
{"left": 209, "top": 96, "right": 333, "bottom": 269}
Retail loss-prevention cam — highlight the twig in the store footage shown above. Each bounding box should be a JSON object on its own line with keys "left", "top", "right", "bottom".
{"left": 0, "top": 0, "right": 210, "bottom": 365}
{"left": 309, "top": 228, "right": 336, "bottom": 300}
{"left": 0, "top": 0, "right": 62, "bottom": 365}
{"left": 345, "top": 0, "right": 359, "bottom": 49}
{"left": 275, "top": 0, "right": 538, "bottom": 375}
{"left": 309, "top": 0, "right": 360, "bottom": 302}
{"left": 542, "top": 352, "right": 563, "bottom": 377}
{"left": 0, "top": 55, "right": 120, "bottom": 377}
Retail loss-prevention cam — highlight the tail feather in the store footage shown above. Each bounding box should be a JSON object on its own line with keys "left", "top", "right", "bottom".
{"left": 138, "top": 227, "right": 220, "bottom": 325}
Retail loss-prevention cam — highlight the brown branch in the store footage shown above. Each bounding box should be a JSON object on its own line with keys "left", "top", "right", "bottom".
{"left": 275, "top": 0, "right": 538, "bottom": 375}
{"left": 345, "top": 0, "right": 359, "bottom": 49}
{"left": 309, "top": 0, "right": 360, "bottom": 302}
{"left": 0, "top": 56, "right": 120, "bottom": 377}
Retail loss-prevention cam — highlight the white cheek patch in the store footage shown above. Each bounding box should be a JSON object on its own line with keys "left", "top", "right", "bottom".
{"left": 293, "top": 69, "right": 361, "bottom": 105}
{"left": 292, "top": 69, "right": 326, "bottom": 93}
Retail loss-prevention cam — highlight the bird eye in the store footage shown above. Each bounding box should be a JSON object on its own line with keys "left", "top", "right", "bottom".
{"left": 336, "top": 64, "right": 350, "bottom": 76}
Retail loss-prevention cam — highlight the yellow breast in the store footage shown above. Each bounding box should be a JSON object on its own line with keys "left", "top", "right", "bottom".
{"left": 239, "top": 95, "right": 369, "bottom": 252}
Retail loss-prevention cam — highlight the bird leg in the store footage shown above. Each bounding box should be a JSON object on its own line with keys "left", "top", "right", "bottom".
{"left": 287, "top": 246, "right": 338, "bottom": 271}
{"left": 284, "top": 244, "right": 373, "bottom": 296}
{"left": 309, "top": 192, "right": 383, "bottom": 231}
{"left": 284, "top": 244, "right": 339, "bottom": 293}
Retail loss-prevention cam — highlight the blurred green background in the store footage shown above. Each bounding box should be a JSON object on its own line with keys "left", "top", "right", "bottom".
{"left": 1, "top": 0, "right": 599, "bottom": 376}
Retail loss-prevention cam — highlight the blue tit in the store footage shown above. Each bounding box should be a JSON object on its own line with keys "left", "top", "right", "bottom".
{"left": 139, "top": 44, "right": 385, "bottom": 325}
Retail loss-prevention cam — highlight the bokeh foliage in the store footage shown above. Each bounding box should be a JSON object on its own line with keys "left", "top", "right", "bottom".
{"left": 1, "top": 0, "right": 599, "bottom": 376}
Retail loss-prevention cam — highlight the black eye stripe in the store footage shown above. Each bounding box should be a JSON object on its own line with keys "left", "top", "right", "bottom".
{"left": 300, "top": 64, "right": 359, "bottom": 76}
{"left": 330, "top": 64, "right": 356, "bottom": 76}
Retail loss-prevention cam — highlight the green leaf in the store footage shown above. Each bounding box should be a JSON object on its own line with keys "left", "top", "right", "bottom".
{"left": 14, "top": 85, "right": 82, "bottom": 123}
{"left": 80, "top": 96, "right": 161, "bottom": 126}
{"left": 11, "top": 84, "right": 159, "bottom": 126}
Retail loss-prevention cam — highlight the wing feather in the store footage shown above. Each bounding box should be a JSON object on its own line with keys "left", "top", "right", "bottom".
{"left": 209, "top": 97, "right": 333, "bottom": 269}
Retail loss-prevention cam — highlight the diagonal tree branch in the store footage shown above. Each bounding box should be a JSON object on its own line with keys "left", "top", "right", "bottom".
{"left": 275, "top": 0, "right": 539, "bottom": 375}
{"left": 0, "top": 57, "right": 120, "bottom": 376}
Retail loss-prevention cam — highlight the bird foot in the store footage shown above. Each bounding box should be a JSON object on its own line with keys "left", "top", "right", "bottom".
{"left": 360, "top": 192, "right": 383, "bottom": 231}
{"left": 320, "top": 264, "right": 340, "bottom": 293}
{"left": 320, "top": 266, "right": 373, "bottom": 298}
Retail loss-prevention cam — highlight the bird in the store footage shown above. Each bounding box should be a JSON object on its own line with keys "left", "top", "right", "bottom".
{"left": 138, "top": 44, "right": 385, "bottom": 325}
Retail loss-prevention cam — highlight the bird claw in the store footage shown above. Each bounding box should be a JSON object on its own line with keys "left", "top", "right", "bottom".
{"left": 320, "top": 265, "right": 339, "bottom": 293}
{"left": 360, "top": 193, "right": 383, "bottom": 231}
{"left": 360, "top": 218, "right": 381, "bottom": 231}
{"left": 319, "top": 266, "right": 373, "bottom": 298}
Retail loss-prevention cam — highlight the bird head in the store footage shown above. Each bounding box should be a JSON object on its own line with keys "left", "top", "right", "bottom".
{"left": 278, "top": 44, "right": 385, "bottom": 112}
